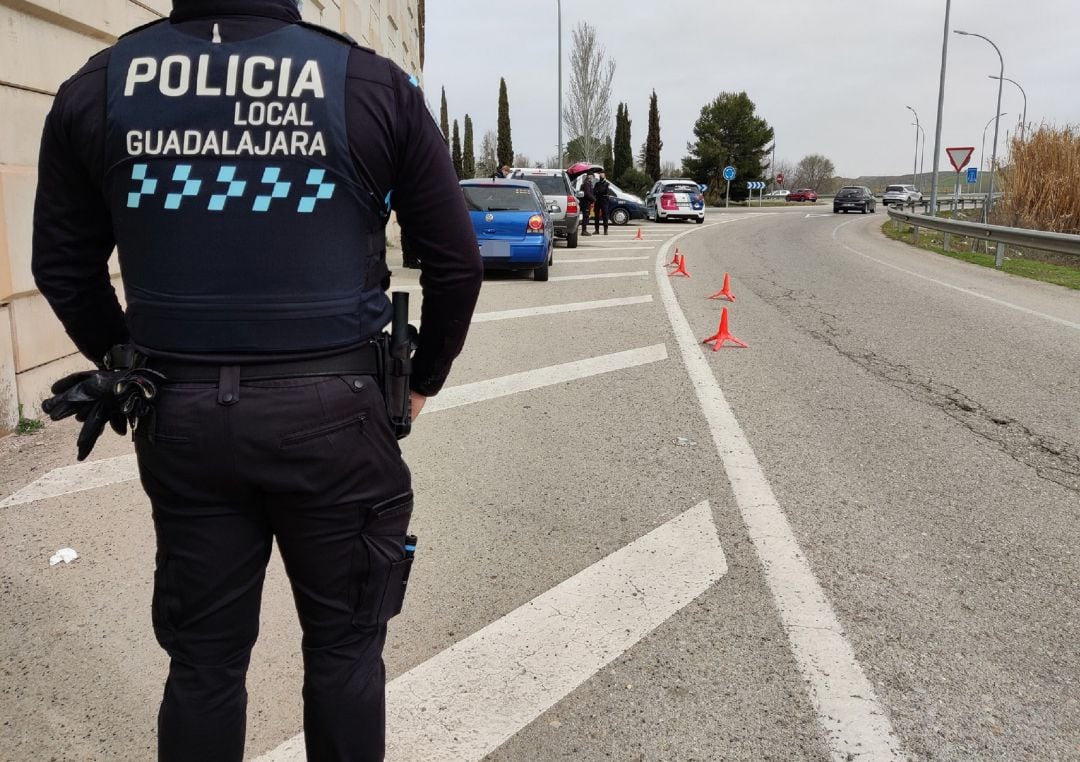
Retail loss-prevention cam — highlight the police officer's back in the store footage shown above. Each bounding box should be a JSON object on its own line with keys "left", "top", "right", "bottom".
{"left": 32, "top": 1, "right": 482, "bottom": 759}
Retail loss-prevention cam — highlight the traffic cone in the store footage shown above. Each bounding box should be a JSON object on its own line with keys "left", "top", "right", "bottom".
{"left": 702, "top": 308, "right": 748, "bottom": 350}
{"left": 667, "top": 246, "right": 681, "bottom": 267}
{"left": 668, "top": 254, "right": 690, "bottom": 278}
{"left": 635, "top": 227, "right": 644, "bottom": 240}
{"left": 707, "top": 273, "right": 736, "bottom": 302}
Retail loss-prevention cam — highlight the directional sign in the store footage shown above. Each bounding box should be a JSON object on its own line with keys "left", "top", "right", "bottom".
{"left": 723, "top": 166, "right": 736, "bottom": 181}
{"left": 746, "top": 181, "right": 765, "bottom": 190}
{"left": 966, "top": 167, "right": 978, "bottom": 184}
{"left": 946, "top": 146, "right": 975, "bottom": 172}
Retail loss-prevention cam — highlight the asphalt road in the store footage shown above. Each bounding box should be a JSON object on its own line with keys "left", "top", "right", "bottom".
{"left": 1, "top": 205, "right": 1077, "bottom": 761}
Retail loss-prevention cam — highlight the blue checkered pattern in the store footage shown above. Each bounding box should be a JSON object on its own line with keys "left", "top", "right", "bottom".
{"left": 297, "top": 169, "right": 336, "bottom": 213}
{"left": 208, "top": 166, "right": 247, "bottom": 212}
{"left": 253, "top": 167, "right": 292, "bottom": 212}
{"left": 164, "top": 165, "right": 202, "bottom": 210}
{"left": 127, "top": 164, "right": 158, "bottom": 208}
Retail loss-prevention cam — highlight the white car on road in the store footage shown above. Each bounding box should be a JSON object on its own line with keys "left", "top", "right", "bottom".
{"left": 882, "top": 184, "right": 922, "bottom": 207}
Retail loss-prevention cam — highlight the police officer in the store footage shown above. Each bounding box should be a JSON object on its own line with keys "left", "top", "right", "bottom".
{"left": 31, "top": 1, "right": 482, "bottom": 760}
{"left": 593, "top": 170, "right": 613, "bottom": 235}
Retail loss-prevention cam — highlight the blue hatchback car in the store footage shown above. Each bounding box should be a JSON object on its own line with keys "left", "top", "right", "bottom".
{"left": 460, "top": 179, "right": 555, "bottom": 281}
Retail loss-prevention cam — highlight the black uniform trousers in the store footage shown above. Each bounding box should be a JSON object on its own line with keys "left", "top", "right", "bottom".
{"left": 134, "top": 370, "right": 412, "bottom": 762}
{"left": 593, "top": 197, "right": 609, "bottom": 234}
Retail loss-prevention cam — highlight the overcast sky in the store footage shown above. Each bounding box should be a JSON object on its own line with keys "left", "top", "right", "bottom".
{"left": 423, "top": 1, "right": 1080, "bottom": 179}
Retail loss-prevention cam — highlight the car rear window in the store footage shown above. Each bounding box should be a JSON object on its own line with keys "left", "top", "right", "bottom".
{"left": 462, "top": 185, "right": 539, "bottom": 212}
{"left": 515, "top": 174, "right": 569, "bottom": 195}
{"left": 886, "top": 186, "right": 905, "bottom": 192}
{"left": 663, "top": 183, "right": 700, "bottom": 194}
{"left": 838, "top": 187, "right": 861, "bottom": 195}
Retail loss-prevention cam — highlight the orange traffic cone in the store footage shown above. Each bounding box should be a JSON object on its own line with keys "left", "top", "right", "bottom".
{"left": 702, "top": 308, "right": 748, "bottom": 350}
{"left": 668, "top": 254, "right": 690, "bottom": 278}
{"left": 707, "top": 273, "right": 736, "bottom": 302}
{"left": 667, "top": 246, "right": 681, "bottom": 267}
{"left": 635, "top": 227, "right": 644, "bottom": 240}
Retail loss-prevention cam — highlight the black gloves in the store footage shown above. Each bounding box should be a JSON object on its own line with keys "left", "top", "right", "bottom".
{"left": 41, "top": 362, "right": 165, "bottom": 461}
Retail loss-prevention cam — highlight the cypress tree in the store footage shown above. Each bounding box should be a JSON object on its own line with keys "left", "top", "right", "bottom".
{"left": 451, "top": 119, "right": 463, "bottom": 178}
{"left": 439, "top": 87, "right": 449, "bottom": 147}
{"left": 645, "top": 90, "right": 663, "bottom": 181}
{"left": 603, "top": 135, "right": 614, "bottom": 175}
{"left": 613, "top": 102, "right": 633, "bottom": 180}
{"left": 463, "top": 114, "right": 475, "bottom": 178}
{"left": 497, "top": 78, "right": 513, "bottom": 168}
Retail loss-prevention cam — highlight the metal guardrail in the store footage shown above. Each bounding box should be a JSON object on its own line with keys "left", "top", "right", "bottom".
{"left": 887, "top": 207, "right": 1080, "bottom": 267}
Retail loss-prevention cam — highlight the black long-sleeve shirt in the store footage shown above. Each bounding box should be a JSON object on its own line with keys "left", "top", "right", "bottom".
{"left": 32, "top": 0, "right": 481, "bottom": 396}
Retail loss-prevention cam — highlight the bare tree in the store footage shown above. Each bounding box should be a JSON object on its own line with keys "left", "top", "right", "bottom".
{"left": 660, "top": 161, "right": 682, "bottom": 178}
{"left": 477, "top": 129, "right": 498, "bottom": 178}
{"left": 513, "top": 153, "right": 532, "bottom": 169}
{"left": 772, "top": 159, "right": 796, "bottom": 187}
{"left": 563, "top": 21, "right": 616, "bottom": 164}
{"left": 794, "top": 154, "right": 836, "bottom": 191}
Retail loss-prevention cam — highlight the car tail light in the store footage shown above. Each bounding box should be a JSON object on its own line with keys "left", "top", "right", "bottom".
{"left": 660, "top": 193, "right": 678, "bottom": 210}
{"left": 527, "top": 214, "right": 545, "bottom": 233}
{"left": 566, "top": 195, "right": 578, "bottom": 214}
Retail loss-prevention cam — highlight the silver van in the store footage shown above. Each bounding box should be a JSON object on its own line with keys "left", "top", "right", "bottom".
{"left": 510, "top": 168, "right": 582, "bottom": 248}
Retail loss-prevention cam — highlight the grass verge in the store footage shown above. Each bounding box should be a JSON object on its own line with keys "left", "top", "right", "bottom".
{"left": 16, "top": 404, "right": 44, "bottom": 435}
{"left": 881, "top": 218, "right": 1080, "bottom": 290}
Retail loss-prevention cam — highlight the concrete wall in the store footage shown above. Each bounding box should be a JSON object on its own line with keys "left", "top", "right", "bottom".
{"left": 0, "top": 0, "right": 423, "bottom": 432}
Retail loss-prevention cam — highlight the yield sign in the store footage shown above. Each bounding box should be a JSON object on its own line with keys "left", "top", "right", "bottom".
{"left": 946, "top": 146, "right": 975, "bottom": 172}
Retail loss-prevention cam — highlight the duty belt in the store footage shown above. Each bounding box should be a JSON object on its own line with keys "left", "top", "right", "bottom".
{"left": 148, "top": 343, "right": 381, "bottom": 383}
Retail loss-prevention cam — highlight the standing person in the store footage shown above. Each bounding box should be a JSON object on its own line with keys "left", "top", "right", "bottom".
{"left": 579, "top": 172, "right": 595, "bottom": 236}
{"left": 593, "top": 170, "right": 613, "bottom": 235}
{"left": 31, "top": 1, "right": 483, "bottom": 760}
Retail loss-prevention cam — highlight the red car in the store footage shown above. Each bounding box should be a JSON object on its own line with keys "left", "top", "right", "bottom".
{"left": 788, "top": 188, "right": 818, "bottom": 202}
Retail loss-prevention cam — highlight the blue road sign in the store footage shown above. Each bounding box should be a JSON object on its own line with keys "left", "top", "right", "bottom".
{"left": 966, "top": 167, "right": 978, "bottom": 184}
{"left": 746, "top": 181, "right": 765, "bottom": 190}
{"left": 723, "top": 166, "right": 736, "bottom": 181}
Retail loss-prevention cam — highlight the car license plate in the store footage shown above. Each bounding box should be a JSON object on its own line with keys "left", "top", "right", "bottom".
{"left": 481, "top": 241, "right": 510, "bottom": 258}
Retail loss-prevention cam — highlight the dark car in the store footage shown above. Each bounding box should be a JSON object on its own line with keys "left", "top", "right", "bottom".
{"left": 833, "top": 186, "right": 877, "bottom": 214}
{"left": 788, "top": 188, "right": 818, "bottom": 202}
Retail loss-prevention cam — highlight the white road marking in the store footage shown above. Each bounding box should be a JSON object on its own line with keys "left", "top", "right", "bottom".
{"left": 472, "top": 295, "right": 652, "bottom": 322}
{"left": 549, "top": 271, "right": 649, "bottom": 282}
{"left": 655, "top": 226, "right": 906, "bottom": 760}
{"left": 427, "top": 344, "right": 667, "bottom": 413}
{"left": 805, "top": 212, "right": 833, "bottom": 218}
{"left": 255, "top": 500, "right": 727, "bottom": 762}
{"left": 572, "top": 246, "right": 659, "bottom": 252}
{"left": 557, "top": 256, "right": 651, "bottom": 263}
{"left": 0, "top": 455, "right": 140, "bottom": 509}
{"left": 4, "top": 345, "right": 667, "bottom": 507}
{"left": 833, "top": 218, "right": 1080, "bottom": 331}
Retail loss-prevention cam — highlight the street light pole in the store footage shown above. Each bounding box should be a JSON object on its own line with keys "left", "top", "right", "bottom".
{"left": 929, "top": 0, "right": 951, "bottom": 215}
{"left": 956, "top": 29, "right": 1004, "bottom": 222}
{"left": 556, "top": 0, "right": 563, "bottom": 168}
{"left": 978, "top": 112, "right": 1006, "bottom": 195}
{"left": 913, "top": 122, "right": 926, "bottom": 193}
{"left": 989, "top": 75, "right": 1027, "bottom": 140}
{"left": 905, "top": 106, "right": 920, "bottom": 190}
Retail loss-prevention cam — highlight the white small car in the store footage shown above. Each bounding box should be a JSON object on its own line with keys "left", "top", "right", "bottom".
{"left": 764, "top": 189, "right": 790, "bottom": 199}
{"left": 882, "top": 184, "right": 922, "bottom": 207}
{"left": 645, "top": 179, "right": 706, "bottom": 223}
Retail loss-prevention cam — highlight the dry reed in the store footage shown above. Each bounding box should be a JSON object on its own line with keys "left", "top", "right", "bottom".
{"left": 998, "top": 125, "right": 1080, "bottom": 234}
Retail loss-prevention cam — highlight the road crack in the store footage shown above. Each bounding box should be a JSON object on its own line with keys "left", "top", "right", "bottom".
{"left": 758, "top": 281, "right": 1080, "bottom": 495}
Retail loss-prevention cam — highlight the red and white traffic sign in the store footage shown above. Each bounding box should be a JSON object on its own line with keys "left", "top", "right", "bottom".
{"left": 946, "top": 146, "right": 975, "bottom": 172}
{"left": 776, "top": 173, "right": 784, "bottom": 184}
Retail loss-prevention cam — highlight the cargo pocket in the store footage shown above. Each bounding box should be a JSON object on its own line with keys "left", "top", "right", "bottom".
{"left": 352, "top": 492, "right": 414, "bottom": 630}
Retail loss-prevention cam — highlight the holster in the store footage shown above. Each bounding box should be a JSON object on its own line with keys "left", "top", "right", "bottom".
{"left": 380, "top": 291, "right": 417, "bottom": 440}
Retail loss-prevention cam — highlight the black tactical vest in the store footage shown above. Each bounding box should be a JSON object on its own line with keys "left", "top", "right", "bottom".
{"left": 105, "top": 20, "right": 390, "bottom": 353}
